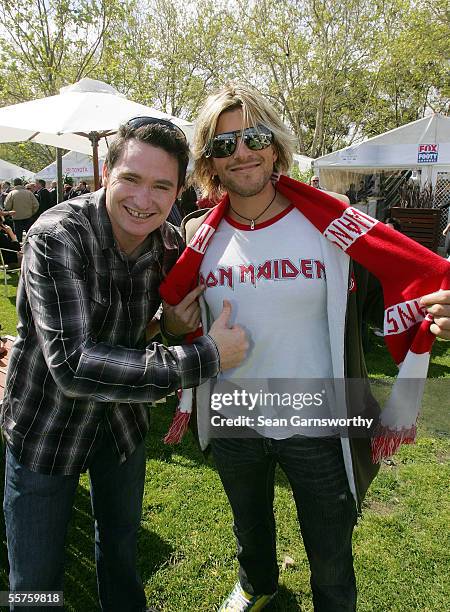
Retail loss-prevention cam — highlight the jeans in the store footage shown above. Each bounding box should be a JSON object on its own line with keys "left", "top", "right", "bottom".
{"left": 211, "top": 436, "right": 357, "bottom": 612}
{"left": 12, "top": 218, "right": 33, "bottom": 243}
{"left": 3, "top": 429, "right": 147, "bottom": 612}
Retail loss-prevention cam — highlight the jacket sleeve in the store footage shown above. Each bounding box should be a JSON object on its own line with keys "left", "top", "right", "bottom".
{"left": 30, "top": 193, "right": 39, "bottom": 215}
{"left": 4, "top": 192, "right": 13, "bottom": 211}
{"left": 23, "top": 231, "right": 219, "bottom": 403}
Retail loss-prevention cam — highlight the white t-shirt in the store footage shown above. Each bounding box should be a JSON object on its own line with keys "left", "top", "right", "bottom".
{"left": 200, "top": 206, "right": 336, "bottom": 437}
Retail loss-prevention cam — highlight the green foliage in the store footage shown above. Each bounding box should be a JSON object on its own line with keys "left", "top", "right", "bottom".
{"left": 0, "top": 0, "right": 447, "bottom": 170}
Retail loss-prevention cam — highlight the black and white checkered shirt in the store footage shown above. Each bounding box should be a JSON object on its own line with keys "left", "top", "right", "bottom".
{"left": 1, "top": 189, "right": 219, "bottom": 475}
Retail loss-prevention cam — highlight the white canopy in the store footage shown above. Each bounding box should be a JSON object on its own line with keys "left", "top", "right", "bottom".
{"left": 0, "top": 158, "right": 35, "bottom": 181}
{"left": 293, "top": 153, "right": 313, "bottom": 172}
{"left": 313, "top": 113, "right": 450, "bottom": 193}
{"left": 36, "top": 150, "right": 103, "bottom": 181}
{"left": 0, "top": 78, "right": 193, "bottom": 156}
{"left": 314, "top": 114, "right": 450, "bottom": 170}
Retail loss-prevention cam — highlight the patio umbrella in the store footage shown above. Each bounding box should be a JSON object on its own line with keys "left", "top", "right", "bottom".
{"left": 0, "top": 78, "right": 193, "bottom": 190}
{"left": 0, "top": 158, "right": 35, "bottom": 181}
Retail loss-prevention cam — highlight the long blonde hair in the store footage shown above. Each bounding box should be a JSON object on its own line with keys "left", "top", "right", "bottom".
{"left": 193, "top": 83, "right": 297, "bottom": 201}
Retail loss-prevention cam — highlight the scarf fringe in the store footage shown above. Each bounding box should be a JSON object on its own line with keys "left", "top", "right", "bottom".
{"left": 163, "top": 388, "right": 193, "bottom": 444}
{"left": 163, "top": 408, "right": 191, "bottom": 444}
{"left": 371, "top": 423, "right": 417, "bottom": 463}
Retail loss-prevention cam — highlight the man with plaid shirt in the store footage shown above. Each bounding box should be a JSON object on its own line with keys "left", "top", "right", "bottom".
{"left": 1, "top": 118, "right": 247, "bottom": 612}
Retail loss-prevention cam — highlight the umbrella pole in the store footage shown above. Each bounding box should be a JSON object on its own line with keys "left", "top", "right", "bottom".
{"left": 89, "top": 132, "right": 100, "bottom": 190}
{"left": 56, "top": 148, "right": 63, "bottom": 203}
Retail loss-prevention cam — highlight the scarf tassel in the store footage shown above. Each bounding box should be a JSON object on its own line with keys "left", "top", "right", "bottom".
{"left": 163, "top": 388, "right": 193, "bottom": 444}
{"left": 371, "top": 423, "right": 417, "bottom": 463}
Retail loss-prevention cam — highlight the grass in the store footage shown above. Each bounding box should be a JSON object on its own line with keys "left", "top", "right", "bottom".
{"left": 1, "top": 274, "right": 449, "bottom": 611}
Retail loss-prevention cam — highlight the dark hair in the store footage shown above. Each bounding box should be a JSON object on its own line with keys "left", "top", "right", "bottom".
{"left": 105, "top": 122, "right": 189, "bottom": 189}
{"left": 37, "top": 179, "right": 46, "bottom": 188}
{"left": 13, "top": 177, "right": 23, "bottom": 186}
{"left": 385, "top": 217, "right": 401, "bottom": 231}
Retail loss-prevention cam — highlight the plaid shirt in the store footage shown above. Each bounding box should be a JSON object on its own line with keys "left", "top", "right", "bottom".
{"left": 1, "top": 189, "right": 219, "bottom": 475}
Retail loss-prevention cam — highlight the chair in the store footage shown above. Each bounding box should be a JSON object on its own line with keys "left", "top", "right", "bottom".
{"left": 0, "top": 248, "right": 22, "bottom": 296}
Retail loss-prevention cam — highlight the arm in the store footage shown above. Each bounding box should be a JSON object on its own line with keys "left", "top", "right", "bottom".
{"left": 23, "top": 231, "right": 219, "bottom": 403}
{"left": 30, "top": 192, "right": 39, "bottom": 215}
{"left": 3, "top": 192, "right": 13, "bottom": 211}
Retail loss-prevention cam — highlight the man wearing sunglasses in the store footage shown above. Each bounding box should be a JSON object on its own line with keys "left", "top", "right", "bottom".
{"left": 168, "top": 83, "right": 450, "bottom": 612}
{"left": 1, "top": 116, "right": 248, "bottom": 612}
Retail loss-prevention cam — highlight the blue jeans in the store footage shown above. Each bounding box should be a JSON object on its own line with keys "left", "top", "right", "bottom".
{"left": 211, "top": 436, "right": 357, "bottom": 612}
{"left": 3, "top": 429, "right": 147, "bottom": 612}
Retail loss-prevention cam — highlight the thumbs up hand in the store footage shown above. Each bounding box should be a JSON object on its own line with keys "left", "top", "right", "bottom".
{"left": 209, "top": 300, "right": 249, "bottom": 371}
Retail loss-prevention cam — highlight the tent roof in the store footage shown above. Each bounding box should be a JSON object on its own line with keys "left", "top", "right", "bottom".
{"left": 0, "top": 158, "right": 35, "bottom": 180}
{"left": 314, "top": 114, "right": 450, "bottom": 169}
{"left": 293, "top": 153, "right": 313, "bottom": 171}
{"left": 36, "top": 150, "right": 103, "bottom": 180}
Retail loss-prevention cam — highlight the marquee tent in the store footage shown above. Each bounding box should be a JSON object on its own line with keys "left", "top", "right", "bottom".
{"left": 0, "top": 158, "right": 34, "bottom": 181}
{"left": 293, "top": 153, "right": 313, "bottom": 172}
{"left": 313, "top": 114, "right": 450, "bottom": 194}
{"left": 36, "top": 150, "right": 103, "bottom": 181}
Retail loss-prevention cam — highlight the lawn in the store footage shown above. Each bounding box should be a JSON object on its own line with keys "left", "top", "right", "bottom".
{"left": 1, "top": 275, "right": 449, "bottom": 611}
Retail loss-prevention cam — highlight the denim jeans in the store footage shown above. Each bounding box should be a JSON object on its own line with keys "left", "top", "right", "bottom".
{"left": 3, "top": 429, "right": 147, "bottom": 612}
{"left": 211, "top": 436, "right": 357, "bottom": 612}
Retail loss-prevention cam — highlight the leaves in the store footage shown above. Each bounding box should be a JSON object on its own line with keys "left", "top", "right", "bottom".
{"left": 0, "top": 0, "right": 447, "bottom": 173}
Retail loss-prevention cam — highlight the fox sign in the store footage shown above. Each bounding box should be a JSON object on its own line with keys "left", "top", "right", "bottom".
{"left": 418, "top": 144, "right": 438, "bottom": 163}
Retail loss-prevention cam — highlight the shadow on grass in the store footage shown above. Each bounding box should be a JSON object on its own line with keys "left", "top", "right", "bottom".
{"left": 0, "top": 444, "right": 173, "bottom": 612}
{"left": 272, "top": 584, "right": 304, "bottom": 610}
{"left": 365, "top": 329, "right": 449, "bottom": 378}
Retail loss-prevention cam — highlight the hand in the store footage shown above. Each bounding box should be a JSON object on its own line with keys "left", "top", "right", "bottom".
{"left": 2, "top": 225, "right": 16, "bottom": 239}
{"left": 209, "top": 300, "right": 249, "bottom": 370}
{"left": 420, "top": 290, "right": 450, "bottom": 340}
{"left": 162, "top": 284, "right": 205, "bottom": 337}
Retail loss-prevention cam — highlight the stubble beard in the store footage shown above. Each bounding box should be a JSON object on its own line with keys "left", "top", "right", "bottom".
{"left": 219, "top": 165, "right": 274, "bottom": 198}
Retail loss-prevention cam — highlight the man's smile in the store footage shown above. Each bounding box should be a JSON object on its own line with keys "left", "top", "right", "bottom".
{"left": 230, "top": 162, "right": 261, "bottom": 172}
{"left": 124, "top": 205, "right": 155, "bottom": 219}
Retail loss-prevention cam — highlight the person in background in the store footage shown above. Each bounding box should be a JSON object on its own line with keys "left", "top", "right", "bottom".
{"left": 1, "top": 180, "right": 12, "bottom": 208}
{"left": 48, "top": 180, "right": 58, "bottom": 206}
{"left": 73, "top": 180, "right": 91, "bottom": 197}
{"left": 63, "top": 182, "right": 75, "bottom": 200}
{"left": 309, "top": 175, "right": 322, "bottom": 189}
{"left": 4, "top": 178, "right": 39, "bottom": 242}
{"left": 35, "top": 179, "right": 53, "bottom": 216}
{"left": 0, "top": 213, "right": 21, "bottom": 267}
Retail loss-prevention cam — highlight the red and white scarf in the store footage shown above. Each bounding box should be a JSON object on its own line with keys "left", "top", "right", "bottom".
{"left": 160, "top": 175, "right": 450, "bottom": 462}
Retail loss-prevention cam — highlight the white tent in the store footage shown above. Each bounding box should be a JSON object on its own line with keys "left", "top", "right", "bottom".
{"left": 293, "top": 153, "right": 313, "bottom": 172}
{"left": 0, "top": 158, "right": 34, "bottom": 181}
{"left": 36, "top": 150, "right": 103, "bottom": 181}
{"left": 313, "top": 114, "right": 450, "bottom": 193}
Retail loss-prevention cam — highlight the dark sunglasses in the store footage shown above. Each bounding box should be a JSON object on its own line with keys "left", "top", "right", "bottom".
{"left": 126, "top": 116, "right": 187, "bottom": 141}
{"left": 206, "top": 125, "right": 273, "bottom": 158}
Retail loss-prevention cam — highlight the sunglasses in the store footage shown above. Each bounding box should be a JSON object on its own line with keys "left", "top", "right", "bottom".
{"left": 126, "top": 116, "right": 187, "bottom": 141}
{"left": 206, "top": 125, "right": 273, "bottom": 158}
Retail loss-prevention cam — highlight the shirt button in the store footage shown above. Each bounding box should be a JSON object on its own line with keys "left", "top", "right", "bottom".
{"left": 102, "top": 297, "right": 108, "bottom": 304}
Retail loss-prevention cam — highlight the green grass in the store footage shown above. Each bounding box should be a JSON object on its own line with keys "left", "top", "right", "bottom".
{"left": 1, "top": 275, "right": 449, "bottom": 611}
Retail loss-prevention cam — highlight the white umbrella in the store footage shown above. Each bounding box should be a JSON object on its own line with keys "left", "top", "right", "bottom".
{"left": 36, "top": 150, "right": 104, "bottom": 181}
{"left": 0, "top": 78, "right": 193, "bottom": 189}
{"left": 0, "top": 158, "right": 35, "bottom": 181}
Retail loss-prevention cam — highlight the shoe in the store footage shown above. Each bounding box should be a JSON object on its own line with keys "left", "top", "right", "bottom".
{"left": 218, "top": 582, "right": 276, "bottom": 611}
